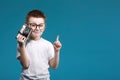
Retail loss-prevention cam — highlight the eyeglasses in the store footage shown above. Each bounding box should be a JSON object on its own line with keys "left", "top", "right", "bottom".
{"left": 28, "top": 23, "right": 45, "bottom": 29}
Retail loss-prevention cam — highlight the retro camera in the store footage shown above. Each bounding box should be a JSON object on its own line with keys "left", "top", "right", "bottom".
{"left": 16, "top": 24, "right": 32, "bottom": 41}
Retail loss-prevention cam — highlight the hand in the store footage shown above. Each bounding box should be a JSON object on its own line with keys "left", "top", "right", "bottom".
{"left": 53, "top": 35, "right": 62, "bottom": 52}
{"left": 17, "top": 34, "right": 26, "bottom": 46}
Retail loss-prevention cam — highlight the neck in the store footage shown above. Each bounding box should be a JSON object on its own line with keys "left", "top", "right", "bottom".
{"left": 30, "top": 36, "right": 41, "bottom": 41}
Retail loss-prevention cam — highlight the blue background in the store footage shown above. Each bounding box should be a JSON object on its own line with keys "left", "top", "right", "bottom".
{"left": 0, "top": 0, "right": 120, "bottom": 80}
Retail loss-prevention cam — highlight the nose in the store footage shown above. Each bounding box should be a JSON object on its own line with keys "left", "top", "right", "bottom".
{"left": 36, "top": 26, "right": 40, "bottom": 30}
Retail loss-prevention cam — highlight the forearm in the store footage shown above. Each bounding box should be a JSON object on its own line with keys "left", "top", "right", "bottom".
{"left": 49, "top": 51, "right": 60, "bottom": 69}
{"left": 18, "top": 44, "right": 29, "bottom": 69}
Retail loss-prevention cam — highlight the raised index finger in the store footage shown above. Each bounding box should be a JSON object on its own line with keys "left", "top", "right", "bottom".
{"left": 56, "top": 35, "right": 59, "bottom": 41}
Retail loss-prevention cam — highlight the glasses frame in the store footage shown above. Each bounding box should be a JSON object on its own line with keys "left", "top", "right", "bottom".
{"left": 27, "top": 23, "right": 45, "bottom": 29}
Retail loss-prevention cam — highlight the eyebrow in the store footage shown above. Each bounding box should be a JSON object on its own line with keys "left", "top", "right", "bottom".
{"left": 29, "top": 23, "right": 45, "bottom": 25}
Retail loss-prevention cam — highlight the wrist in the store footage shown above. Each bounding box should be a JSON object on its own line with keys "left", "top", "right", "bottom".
{"left": 55, "top": 50, "right": 60, "bottom": 54}
{"left": 19, "top": 42, "right": 25, "bottom": 47}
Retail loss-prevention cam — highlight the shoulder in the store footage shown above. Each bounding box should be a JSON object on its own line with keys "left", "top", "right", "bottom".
{"left": 40, "top": 38, "right": 54, "bottom": 48}
{"left": 41, "top": 38, "right": 53, "bottom": 45}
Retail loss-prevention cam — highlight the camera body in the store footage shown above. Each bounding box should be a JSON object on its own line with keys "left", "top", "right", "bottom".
{"left": 16, "top": 24, "right": 32, "bottom": 41}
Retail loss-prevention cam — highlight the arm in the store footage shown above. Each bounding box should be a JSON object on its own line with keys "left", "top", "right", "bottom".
{"left": 49, "top": 50, "right": 60, "bottom": 69}
{"left": 49, "top": 35, "right": 62, "bottom": 69}
{"left": 17, "top": 34, "right": 30, "bottom": 69}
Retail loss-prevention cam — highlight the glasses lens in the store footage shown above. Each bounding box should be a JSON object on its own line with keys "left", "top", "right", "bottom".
{"left": 28, "top": 23, "right": 45, "bottom": 29}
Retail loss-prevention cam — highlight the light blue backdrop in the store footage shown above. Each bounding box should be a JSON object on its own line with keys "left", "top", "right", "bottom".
{"left": 0, "top": 0, "right": 120, "bottom": 80}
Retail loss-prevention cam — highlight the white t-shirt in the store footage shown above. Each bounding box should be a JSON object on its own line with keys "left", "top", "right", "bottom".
{"left": 17, "top": 38, "right": 55, "bottom": 79}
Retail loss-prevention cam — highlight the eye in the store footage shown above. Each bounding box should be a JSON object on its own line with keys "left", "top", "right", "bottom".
{"left": 39, "top": 23, "right": 45, "bottom": 27}
{"left": 39, "top": 24, "right": 43, "bottom": 27}
{"left": 31, "top": 24, "right": 36, "bottom": 27}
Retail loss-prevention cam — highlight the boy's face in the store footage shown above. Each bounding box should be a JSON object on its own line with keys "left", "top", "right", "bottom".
{"left": 27, "top": 17, "right": 45, "bottom": 39}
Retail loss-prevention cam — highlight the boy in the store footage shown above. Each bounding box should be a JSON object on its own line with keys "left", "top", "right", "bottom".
{"left": 16, "top": 9, "right": 62, "bottom": 80}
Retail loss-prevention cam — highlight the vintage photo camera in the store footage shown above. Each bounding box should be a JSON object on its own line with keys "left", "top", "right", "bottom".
{"left": 16, "top": 24, "right": 32, "bottom": 41}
